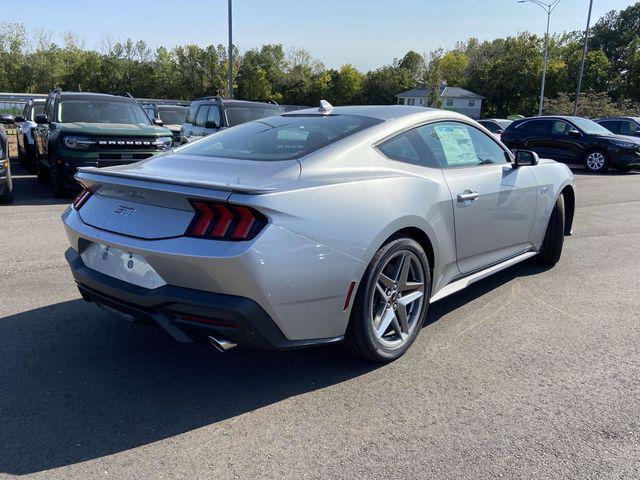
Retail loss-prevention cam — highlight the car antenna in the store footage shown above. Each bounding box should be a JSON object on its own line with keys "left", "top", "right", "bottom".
{"left": 318, "top": 100, "right": 333, "bottom": 114}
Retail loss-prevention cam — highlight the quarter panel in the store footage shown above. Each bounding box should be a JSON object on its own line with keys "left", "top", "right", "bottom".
{"left": 230, "top": 158, "right": 459, "bottom": 295}
{"left": 527, "top": 160, "right": 575, "bottom": 247}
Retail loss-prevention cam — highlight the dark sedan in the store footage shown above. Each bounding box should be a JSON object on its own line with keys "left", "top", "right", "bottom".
{"left": 596, "top": 116, "right": 640, "bottom": 138}
{"left": 501, "top": 115, "right": 640, "bottom": 173}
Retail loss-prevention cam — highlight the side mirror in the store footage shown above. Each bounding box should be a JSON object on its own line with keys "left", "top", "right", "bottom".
{"left": 153, "top": 118, "right": 163, "bottom": 126}
{"left": 568, "top": 129, "right": 581, "bottom": 138}
{"left": 204, "top": 120, "right": 219, "bottom": 129}
{"left": 0, "top": 114, "right": 15, "bottom": 124}
{"left": 14, "top": 115, "right": 25, "bottom": 123}
{"left": 34, "top": 114, "right": 49, "bottom": 125}
{"left": 514, "top": 149, "right": 539, "bottom": 167}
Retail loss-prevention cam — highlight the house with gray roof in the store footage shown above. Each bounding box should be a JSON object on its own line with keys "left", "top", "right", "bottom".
{"left": 396, "top": 85, "right": 484, "bottom": 119}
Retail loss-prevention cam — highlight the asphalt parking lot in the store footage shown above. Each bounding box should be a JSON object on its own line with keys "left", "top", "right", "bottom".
{"left": 1, "top": 160, "right": 639, "bottom": 480}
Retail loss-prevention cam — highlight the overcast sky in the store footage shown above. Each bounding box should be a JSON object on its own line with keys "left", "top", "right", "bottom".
{"left": 3, "top": 0, "right": 636, "bottom": 70}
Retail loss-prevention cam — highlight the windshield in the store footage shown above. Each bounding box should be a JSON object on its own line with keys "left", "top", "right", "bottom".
{"left": 158, "top": 106, "right": 188, "bottom": 125}
{"left": 224, "top": 106, "right": 283, "bottom": 127}
{"left": 570, "top": 117, "right": 614, "bottom": 135}
{"left": 178, "top": 114, "right": 383, "bottom": 161}
{"left": 58, "top": 100, "right": 151, "bottom": 125}
{"left": 31, "top": 104, "right": 45, "bottom": 120}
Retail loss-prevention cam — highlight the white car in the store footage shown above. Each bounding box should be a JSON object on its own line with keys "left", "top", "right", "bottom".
{"left": 15, "top": 98, "right": 46, "bottom": 173}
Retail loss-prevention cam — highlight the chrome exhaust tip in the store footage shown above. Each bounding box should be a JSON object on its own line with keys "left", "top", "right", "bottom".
{"left": 208, "top": 335, "right": 238, "bottom": 352}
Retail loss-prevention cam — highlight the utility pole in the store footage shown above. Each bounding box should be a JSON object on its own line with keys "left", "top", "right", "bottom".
{"left": 518, "top": 0, "right": 563, "bottom": 116}
{"left": 228, "top": 0, "right": 234, "bottom": 99}
{"left": 573, "top": 0, "right": 594, "bottom": 115}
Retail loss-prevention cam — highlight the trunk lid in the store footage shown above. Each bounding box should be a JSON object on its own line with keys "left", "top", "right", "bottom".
{"left": 76, "top": 153, "right": 300, "bottom": 240}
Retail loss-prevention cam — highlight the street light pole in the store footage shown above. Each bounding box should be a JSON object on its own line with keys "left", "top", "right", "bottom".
{"left": 228, "top": 0, "right": 234, "bottom": 99}
{"left": 518, "top": 0, "right": 563, "bottom": 116}
{"left": 573, "top": 0, "right": 594, "bottom": 115}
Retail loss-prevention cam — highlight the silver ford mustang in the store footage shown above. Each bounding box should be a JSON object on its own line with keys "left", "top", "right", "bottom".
{"left": 62, "top": 103, "right": 575, "bottom": 361}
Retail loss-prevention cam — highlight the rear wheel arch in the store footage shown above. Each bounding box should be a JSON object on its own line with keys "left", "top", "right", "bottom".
{"left": 560, "top": 185, "right": 575, "bottom": 236}
{"left": 362, "top": 226, "right": 436, "bottom": 290}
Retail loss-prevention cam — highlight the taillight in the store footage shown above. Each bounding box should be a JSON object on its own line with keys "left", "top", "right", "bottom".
{"left": 73, "top": 188, "right": 93, "bottom": 210}
{"left": 186, "top": 200, "right": 267, "bottom": 241}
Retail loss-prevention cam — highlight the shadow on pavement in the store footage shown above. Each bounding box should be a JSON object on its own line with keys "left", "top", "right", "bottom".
{"left": 6, "top": 158, "right": 71, "bottom": 206}
{"left": 0, "top": 258, "right": 550, "bottom": 475}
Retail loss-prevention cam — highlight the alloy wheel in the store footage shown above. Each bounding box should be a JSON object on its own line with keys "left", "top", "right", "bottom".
{"left": 369, "top": 250, "right": 425, "bottom": 349}
{"left": 586, "top": 152, "right": 606, "bottom": 171}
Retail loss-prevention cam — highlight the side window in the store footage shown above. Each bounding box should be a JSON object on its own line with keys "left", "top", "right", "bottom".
{"left": 206, "top": 106, "right": 221, "bottom": 127}
{"left": 620, "top": 121, "right": 638, "bottom": 136}
{"left": 552, "top": 120, "right": 572, "bottom": 135}
{"left": 524, "top": 120, "right": 550, "bottom": 135}
{"left": 419, "top": 121, "right": 508, "bottom": 169}
{"left": 185, "top": 105, "right": 198, "bottom": 124}
{"left": 377, "top": 128, "right": 439, "bottom": 168}
{"left": 194, "top": 106, "right": 209, "bottom": 128}
{"left": 598, "top": 121, "right": 619, "bottom": 134}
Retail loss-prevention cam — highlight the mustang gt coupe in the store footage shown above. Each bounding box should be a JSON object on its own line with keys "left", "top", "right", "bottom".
{"left": 62, "top": 103, "right": 575, "bottom": 362}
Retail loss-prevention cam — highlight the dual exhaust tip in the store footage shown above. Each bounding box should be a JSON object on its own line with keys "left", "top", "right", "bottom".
{"left": 208, "top": 335, "right": 238, "bottom": 352}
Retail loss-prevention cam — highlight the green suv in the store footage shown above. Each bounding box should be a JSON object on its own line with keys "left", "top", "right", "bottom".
{"left": 34, "top": 90, "right": 173, "bottom": 196}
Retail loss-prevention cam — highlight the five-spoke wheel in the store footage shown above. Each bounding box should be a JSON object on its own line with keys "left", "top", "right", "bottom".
{"left": 346, "top": 237, "right": 431, "bottom": 362}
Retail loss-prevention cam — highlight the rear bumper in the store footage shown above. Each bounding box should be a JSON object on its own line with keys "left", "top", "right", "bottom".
{"left": 66, "top": 248, "right": 344, "bottom": 350}
{"left": 62, "top": 206, "right": 366, "bottom": 345}
{"left": 611, "top": 148, "right": 640, "bottom": 168}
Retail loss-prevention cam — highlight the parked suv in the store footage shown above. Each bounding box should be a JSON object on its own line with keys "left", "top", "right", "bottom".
{"left": 596, "top": 117, "right": 640, "bottom": 138}
{"left": 501, "top": 115, "right": 640, "bottom": 173}
{"left": 144, "top": 104, "right": 188, "bottom": 144}
{"left": 34, "top": 90, "right": 173, "bottom": 196}
{"left": 180, "top": 97, "right": 282, "bottom": 143}
{"left": 15, "top": 98, "right": 46, "bottom": 173}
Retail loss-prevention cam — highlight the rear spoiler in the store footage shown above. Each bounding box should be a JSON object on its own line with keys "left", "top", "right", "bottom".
{"left": 76, "top": 167, "right": 276, "bottom": 195}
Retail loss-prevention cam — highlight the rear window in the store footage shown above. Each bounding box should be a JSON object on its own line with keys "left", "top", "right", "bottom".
{"left": 178, "top": 114, "right": 383, "bottom": 161}
{"left": 224, "top": 105, "right": 283, "bottom": 127}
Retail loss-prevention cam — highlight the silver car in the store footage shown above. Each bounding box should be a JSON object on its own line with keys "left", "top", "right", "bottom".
{"left": 62, "top": 103, "right": 575, "bottom": 361}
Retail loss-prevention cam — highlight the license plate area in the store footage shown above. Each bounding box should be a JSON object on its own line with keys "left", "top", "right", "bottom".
{"left": 80, "top": 242, "right": 166, "bottom": 289}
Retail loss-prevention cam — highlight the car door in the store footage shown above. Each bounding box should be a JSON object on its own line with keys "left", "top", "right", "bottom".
{"left": 191, "top": 105, "right": 209, "bottom": 139}
{"left": 419, "top": 121, "right": 538, "bottom": 274}
{"left": 548, "top": 120, "right": 584, "bottom": 163}
{"left": 520, "top": 119, "right": 555, "bottom": 158}
{"left": 34, "top": 99, "right": 52, "bottom": 162}
{"left": 39, "top": 97, "right": 57, "bottom": 168}
{"left": 619, "top": 120, "right": 640, "bottom": 138}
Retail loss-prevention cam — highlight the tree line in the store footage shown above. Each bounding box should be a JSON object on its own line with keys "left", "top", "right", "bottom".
{"left": 0, "top": 2, "right": 638, "bottom": 117}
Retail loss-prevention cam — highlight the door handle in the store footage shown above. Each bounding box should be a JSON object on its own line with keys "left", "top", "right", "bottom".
{"left": 457, "top": 190, "right": 479, "bottom": 202}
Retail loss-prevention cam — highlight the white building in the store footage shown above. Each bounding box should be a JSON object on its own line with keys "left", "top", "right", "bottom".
{"left": 396, "top": 86, "right": 484, "bottom": 119}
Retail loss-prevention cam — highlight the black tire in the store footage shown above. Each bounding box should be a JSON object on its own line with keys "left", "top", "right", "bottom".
{"left": 0, "top": 174, "right": 13, "bottom": 204}
{"left": 36, "top": 157, "right": 48, "bottom": 183}
{"left": 584, "top": 149, "right": 610, "bottom": 173}
{"left": 50, "top": 163, "right": 66, "bottom": 198}
{"left": 25, "top": 144, "right": 38, "bottom": 174}
{"left": 345, "top": 237, "right": 431, "bottom": 362}
{"left": 17, "top": 137, "right": 26, "bottom": 166}
{"left": 538, "top": 194, "right": 565, "bottom": 267}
